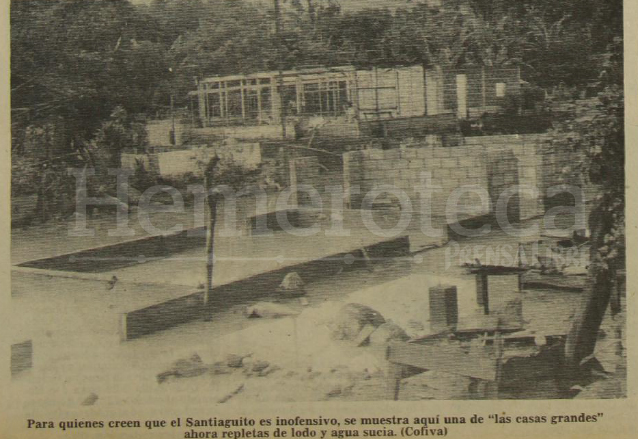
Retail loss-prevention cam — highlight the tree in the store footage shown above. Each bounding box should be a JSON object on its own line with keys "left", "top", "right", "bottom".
{"left": 92, "top": 106, "right": 147, "bottom": 171}
{"left": 200, "top": 155, "right": 275, "bottom": 319}
{"left": 548, "top": 38, "right": 624, "bottom": 382}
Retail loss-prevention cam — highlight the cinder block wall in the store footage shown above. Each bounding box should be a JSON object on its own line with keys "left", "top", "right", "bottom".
{"left": 343, "top": 146, "right": 490, "bottom": 219}
{"left": 465, "top": 133, "right": 590, "bottom": 221}
{"left": 343, "top": 133, "right": 587, "bottom": 227}
{"left": 466, "top": 134, "right": 546, "bottom": 221}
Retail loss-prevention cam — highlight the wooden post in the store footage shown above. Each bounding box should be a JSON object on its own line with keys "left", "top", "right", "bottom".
{"left": 395, "top": 69, "right": 401, "bottom": 116}
{"left": 170, "top": 94, "right": 176, "bottom": 145}
{"left": 288, "top": 158, "right": 298, "bottom": 208}
{"left": 204, "top": 83, "right": 210, "bottom": 127}
{"left": 257, "top": 84, "right": 262, "bottom": 124}
{"left": 485, "top": 331, "right": 504, "bottom": 399}
{"left": 481, "top": 66, "right": 487, "bottom": 112}
{"left": 296, "top": 78, "right": 302, "bottom": 115}
{"left": 385, "top": 345, "right": 403, "bottom": 401}
{"left": 240, "top": 79, "right": 246, "bottom": 121}
{"left": 274, "top": 0, "right": 286, "bottom": 139}
{"left": 203, "top": 157, "right": 220, "bottom": 321}
{"left": 517, "top": 243, "right": 524, "bottom": 292}
{"left": 476, "top": 272, "right": 490, "bottom": 315}
{"left": 204, "top": 196, "right": 217, "bottom": 320}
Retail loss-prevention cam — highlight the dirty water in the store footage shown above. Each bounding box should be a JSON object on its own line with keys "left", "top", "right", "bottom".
{"left": 9, "top": 223, "right": 625, "bottom": 408}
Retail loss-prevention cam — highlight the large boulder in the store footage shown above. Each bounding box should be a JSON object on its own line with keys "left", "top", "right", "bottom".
{"left": 331, "top": 303, "right": 386, "bottom": 341}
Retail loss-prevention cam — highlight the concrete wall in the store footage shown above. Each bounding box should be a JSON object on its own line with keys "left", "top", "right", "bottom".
{"left": 122, "top": 143, "right": 262, "bottom": 178}
{"left": 343, "top": 134, "right": 587, "bottom": 227}
{"left": 191, "top": 124, "right": 296, "bottom": 141}
{"left": 120, "top": 235, "right": 410, "bottom": 340}
{"left": 146, "top": 120, "right": 185, "bottom": 147}
{"left": 464, "top": 134, "right": 576, "bottom": 221}
{"left": 156, "top": 144, "right": 261, "bottom": 178}
{"left": 467, "top": 136, "right": 543, "bottom": 221}
{"left": 343, "top": 146, "right": 490, "bottom": 220}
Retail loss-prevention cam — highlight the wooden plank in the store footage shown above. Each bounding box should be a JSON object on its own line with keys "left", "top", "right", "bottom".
{"left": 522, "top": 272, "right": 586, "bottom": 292}
{"left": 466, "top": 265, "right": 528, "bottom": 275}
{"left": 387, "top": 341, "right": 499, "bottom": 381}
{"left": 385, "top": 360, "right": 403, "bottom": 401}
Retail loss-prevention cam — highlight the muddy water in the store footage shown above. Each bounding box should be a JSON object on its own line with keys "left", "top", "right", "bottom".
{"left": 11, "top": 225, "right": 624, "bottom": 407}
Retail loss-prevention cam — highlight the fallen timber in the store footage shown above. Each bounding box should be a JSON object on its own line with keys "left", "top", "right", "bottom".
{"left": 381, "top": 259, "right": 567, "bottom": 400}
{"left": 384, "top": 331, "right": 567, "bottom": 400}
{"left": 521, "top": 271, "right": 587, "bottom": 292}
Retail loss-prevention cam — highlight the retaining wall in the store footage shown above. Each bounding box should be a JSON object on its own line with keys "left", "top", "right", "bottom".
{"left": 121, "top": 235, "right": 410, "bottom": 340}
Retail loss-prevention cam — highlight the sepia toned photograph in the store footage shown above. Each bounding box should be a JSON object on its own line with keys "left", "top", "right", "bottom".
{"left": 5, "top": 0, "right": 629, "bottom": 431}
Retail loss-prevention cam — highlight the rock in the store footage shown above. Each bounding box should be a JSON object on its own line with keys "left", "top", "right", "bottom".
{"left": 106, "top": 276, "right": 118, "bottom": 290}
{"left": 277, "top": 272, "right": 306, "bottom": 297}
{"left": 245, "top": 302, "right": 299, "bottom": 318}
{"left": 226, "top": 354, "right": 251, "bottom": 368}
{"left": 534, "top": 335, "right": 547, "bottom": 347}
{"left": 369, "top": 322, "right": 410, "bottom": 345}
{"left": 252, "top": 360, "right": 270, "bottom": 373}
{"left": 173, "top": 354, "right": 207, "bottom": 377}
{"left": 257, "top": 365, "right": 280, "bottom": 377}
{"left": 331, "top": 303, "right": 385, "bottom": 341}
{"left": 81, "top": 393, "right": 98, "bottom": 406}
{"left": 157, "top": 353, "right": 207, "bottom": 383}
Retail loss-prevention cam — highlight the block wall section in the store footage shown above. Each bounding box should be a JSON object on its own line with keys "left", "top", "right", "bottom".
{"left": 465, "top": 134, "right": 546, "bottom": 220}
{"left": 343, "top": 146, "right": 490, "bottom": 220}
{"left": 291, "top": 156, "right": 322, "bottom": 207}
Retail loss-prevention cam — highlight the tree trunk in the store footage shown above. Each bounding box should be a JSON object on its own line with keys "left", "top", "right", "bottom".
{"left": 203, "top": 156, "right": 220, "bottom": 321}
{"left": 563, "top": 202, "right": 615, "bottom": 377}
{"left": 204, "top": 196, "right": 218, "bottom": 321}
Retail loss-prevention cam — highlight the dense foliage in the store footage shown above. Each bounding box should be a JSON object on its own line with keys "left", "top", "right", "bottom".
{"left": 11, "top": 0, "right": 622, "bottom": 136}
{"left": 11, "top": 0, "right": 623, "bottom": 218}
